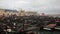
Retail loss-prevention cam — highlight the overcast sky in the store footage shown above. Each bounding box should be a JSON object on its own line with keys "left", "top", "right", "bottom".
{"left": 0, "top": 0, "right": 60, "bottom": 14}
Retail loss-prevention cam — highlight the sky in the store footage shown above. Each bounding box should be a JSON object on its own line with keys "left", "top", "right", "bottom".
{"left": 0, "top": 0, "right": 60, "bottom": 14}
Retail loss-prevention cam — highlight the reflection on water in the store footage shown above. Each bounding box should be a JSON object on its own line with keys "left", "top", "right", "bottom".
{"left": 38, "top": 30, "right": 60, "bottom": 34}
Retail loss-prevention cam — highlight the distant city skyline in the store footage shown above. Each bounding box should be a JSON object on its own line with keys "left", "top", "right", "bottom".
{"left": 0, "top": 0, "right": 60, "bottom": 14}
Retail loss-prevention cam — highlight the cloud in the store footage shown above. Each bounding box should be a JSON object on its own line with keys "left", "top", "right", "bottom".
{"left": 0, "top": 0, "right": 60, "bottom": 14}
{"left": 0, "top": 0, "right": 33, "bottom": 10}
